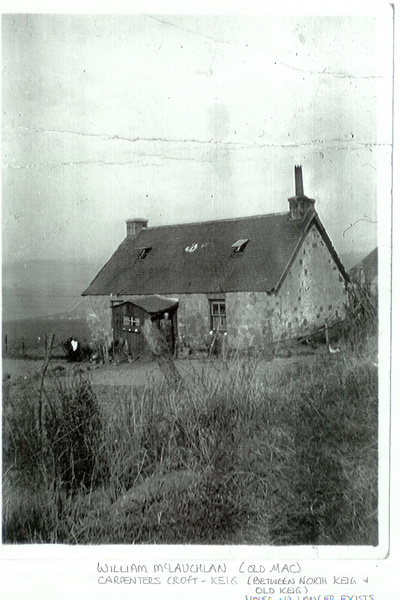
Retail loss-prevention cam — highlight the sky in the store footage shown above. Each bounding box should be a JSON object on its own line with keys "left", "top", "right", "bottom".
{"left": 1, "top": 9, "right": 393, "bottom": 266}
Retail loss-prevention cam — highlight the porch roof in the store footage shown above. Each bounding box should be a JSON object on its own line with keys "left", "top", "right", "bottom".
{"left": 111, "top": 294, "right": 178, "bottom": 315}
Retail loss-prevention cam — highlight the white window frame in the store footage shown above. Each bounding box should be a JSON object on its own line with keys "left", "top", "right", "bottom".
{"left": 210, "top": 300, "right": 227, "bottom": 333}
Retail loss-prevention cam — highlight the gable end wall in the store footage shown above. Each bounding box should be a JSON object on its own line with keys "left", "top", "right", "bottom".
{"left": 274, "top": 224, "right": 347, "bottom": 337}
{"left": 225, "top": 225, "right": 347, "bottom": 347}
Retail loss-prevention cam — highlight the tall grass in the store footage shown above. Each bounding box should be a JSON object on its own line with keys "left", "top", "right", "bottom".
{"left": 338, "top": 281, "right": 378, "bottom": 354}
{"left": 3, "top": 338, "right": 378, "bottom": 544}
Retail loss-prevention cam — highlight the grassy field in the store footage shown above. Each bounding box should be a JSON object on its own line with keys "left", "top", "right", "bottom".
{"left": 2, "top": 316, "right": 91, "bottom": 359}
{"left": 3, "top": 344, "right": 378, "bottom": 545}
{"left": 2, "top": 284, "right": 379, "bottom": 545}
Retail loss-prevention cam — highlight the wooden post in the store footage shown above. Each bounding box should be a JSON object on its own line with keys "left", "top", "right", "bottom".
{"left": 103, "top": 339, "right": 109, "bottom": 365}
{"left": 38, "top": 333, "right": 55, "bottom": 457}
{"left": 325, "top": 320, "right": 330, "bottom": 353}
{"left": 4, "top": 333, "right": 7, "bottom": 354}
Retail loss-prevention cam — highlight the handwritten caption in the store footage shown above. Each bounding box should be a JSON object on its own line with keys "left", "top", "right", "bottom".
{"left": 96, "top": 561, "right": 374, "bottom": 599}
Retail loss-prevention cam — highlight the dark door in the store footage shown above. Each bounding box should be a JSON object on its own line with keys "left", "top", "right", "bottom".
{"left": 121, "top": 314, "right": 142, "bottom": 355}
{"left": 153, "top": 310, "right": 177, "bottom": 354}
{"left": 112, "top": 302, "right": 146, "bottom": 356}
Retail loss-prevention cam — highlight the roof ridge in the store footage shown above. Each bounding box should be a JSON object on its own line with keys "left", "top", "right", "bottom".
{"left": 138, "top": 212, "right": 289, "bottom": 231}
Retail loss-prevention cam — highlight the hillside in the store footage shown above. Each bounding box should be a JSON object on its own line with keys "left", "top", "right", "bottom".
{"left": 340, "top": 250, "right": 372, "bottom": 272}
{"left": 2, "top": 260, "right": 102, "bottom": 322}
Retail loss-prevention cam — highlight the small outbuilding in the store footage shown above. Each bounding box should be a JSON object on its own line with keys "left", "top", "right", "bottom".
{"left": 111, "top": 295, "right": 178, "bottom": 356}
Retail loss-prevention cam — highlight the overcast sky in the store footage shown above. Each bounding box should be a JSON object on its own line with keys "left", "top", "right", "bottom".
{"left": 2, "top": 10, "right": 393, "bottom": 265}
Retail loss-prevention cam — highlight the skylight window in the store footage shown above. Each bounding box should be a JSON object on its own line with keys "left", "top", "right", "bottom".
{"left": 231, "top": 239, "right": 249, "bottom": 253}
{"left": 137, "top": 247, "right": 151, "bottom": 259}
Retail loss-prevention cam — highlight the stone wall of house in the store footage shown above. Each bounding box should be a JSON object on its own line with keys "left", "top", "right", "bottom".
{"left": 176, "top": 292, "right": 274, "bottom": 352}
{"left": 84, "top": 295, "right": 113, "bottom": 343}
{"left": 272, "top": 224, "right": 348, "bottom": 339}
{"left": 225, "top": 225, "right": 347, "bottom": 347}
{"left": 226, "top": 291, "right": 273, "bottom": 350}
{"left": 173, "top": 293, "right": 210, "bottom": 350}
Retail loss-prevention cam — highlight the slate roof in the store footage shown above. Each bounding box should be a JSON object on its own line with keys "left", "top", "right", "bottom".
{"left": 83, "top": 211, "right": 347, "bottom": 296}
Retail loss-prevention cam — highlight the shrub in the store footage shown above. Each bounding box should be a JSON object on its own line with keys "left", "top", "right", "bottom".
{"left": 3, "top": 370, "right": 105, "bottom": 497}
{"left": 43, "top": 371, "right": 106, "bottom": 494}
{"left": 3, "top": 380, "right": 42, "bottom": 475}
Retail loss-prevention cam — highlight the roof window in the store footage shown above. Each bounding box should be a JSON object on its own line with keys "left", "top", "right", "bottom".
{"left": 231, "top": 239, "right": 249, "bottom": 253}
{"left": 137, "top": 247, "right": 151, "bottom": 259}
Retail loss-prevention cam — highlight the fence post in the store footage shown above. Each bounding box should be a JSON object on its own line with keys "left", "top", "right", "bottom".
{"left": 103, "top": 339, "right": 109, "bottom": 364}
{"left": 38, "top": 333, "right": 55, "bottom": 462}
{"left": 325, "top": 320, "right": 330, "bottom": 353}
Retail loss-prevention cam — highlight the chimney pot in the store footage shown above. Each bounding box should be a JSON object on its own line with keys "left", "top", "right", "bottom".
{"left": 288, "top": 166, "right": 315, "bottom": 221}
{"left": 295, "top": 165, "right": 304, "bottom": 196}
{"left": 126, "top": 218, "right": 148, "bottom": 238}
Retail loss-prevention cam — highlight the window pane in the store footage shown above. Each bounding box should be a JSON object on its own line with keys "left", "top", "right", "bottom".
{"left": 210, "top": 300, "right": 227, "bottom": 331}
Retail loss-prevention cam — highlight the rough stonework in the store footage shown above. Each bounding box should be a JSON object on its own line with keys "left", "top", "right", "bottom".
{"left": 226, "top": 291, "right": 271, "bottom": 349}
{"left": 276, "top": 224, "right": 347, "bottom": 337}
{"left": 85, "top": 295, "right": 113, "bottom": 345}
{"left": 173, "top": 294, "right": 210, "bottom": 348}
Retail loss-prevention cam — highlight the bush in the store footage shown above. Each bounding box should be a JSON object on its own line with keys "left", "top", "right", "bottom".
{"left": 3, "top": 380, "right": 42, "bottom": 475}
{"left": 44, "top": 371, "right": 106, "bottom": 494}
{"left": 3, "top": 370, "right": 106, "bottom": 542}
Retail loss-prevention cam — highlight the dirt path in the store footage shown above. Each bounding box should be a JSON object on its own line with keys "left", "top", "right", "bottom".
{"left": 2, "top": 357, "right": 57, "bottom": 381}
{"left": 1, "top": 356, "right": 163, "bottom": 386}
{"left": 90, "top": 359, "right": 163, "bottom": 388}
{"left": 3, "top": 351, "right": 317, "bottom": 389}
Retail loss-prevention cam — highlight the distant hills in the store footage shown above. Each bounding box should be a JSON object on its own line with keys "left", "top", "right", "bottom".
{"left": 2, "top": 259, "right": 102, "bottom": 293}
{"left": 2, "top": 260, "right": 102, "bottom": 322}
{"left": 339, "top": 250, "right": 374, "bottom": 272}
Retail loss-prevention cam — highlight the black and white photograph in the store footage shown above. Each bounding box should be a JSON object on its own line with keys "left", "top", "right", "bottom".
{"left": 1, "top": 3, "right": 397, "bottom": 598}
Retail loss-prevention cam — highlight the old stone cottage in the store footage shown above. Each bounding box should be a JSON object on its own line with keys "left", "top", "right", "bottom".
{"left": 82, "top": 167, "right": 348, "bottom": 354}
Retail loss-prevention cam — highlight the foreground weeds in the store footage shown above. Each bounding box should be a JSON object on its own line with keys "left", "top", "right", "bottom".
{"left": 3, "top": 343, "right": 378, "bottom": 545}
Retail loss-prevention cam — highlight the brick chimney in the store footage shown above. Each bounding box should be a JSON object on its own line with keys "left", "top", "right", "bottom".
{"left": 288, "top": 166, "right": 315, "bottom": 221}
{"left": 126, "top": 218, "right": 148, "bottom": 238}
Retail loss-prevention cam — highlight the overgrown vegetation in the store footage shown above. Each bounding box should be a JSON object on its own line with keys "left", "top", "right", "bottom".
{"left": 338, "top": 281, "right": 378, "bottom": 351}
{"left": 3, "top": 286, "right": 378, "bottom": 545}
